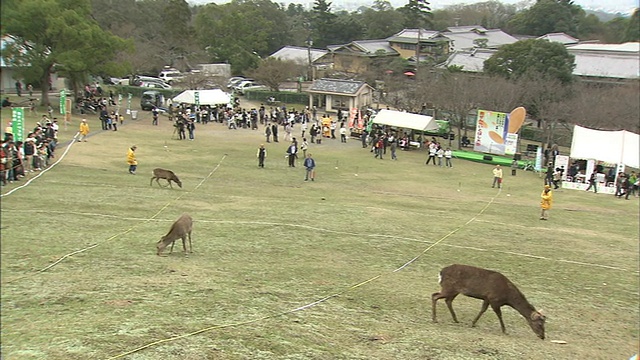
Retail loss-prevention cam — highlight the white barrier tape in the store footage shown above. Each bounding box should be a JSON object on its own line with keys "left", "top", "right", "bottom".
{"left": 3, "top": 154, "right": 227, "bottom": 284}
{"left": 1, "top": 132, "right": 79, "bottom": 198}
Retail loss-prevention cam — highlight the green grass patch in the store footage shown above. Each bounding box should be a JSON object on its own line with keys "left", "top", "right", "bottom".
{"left": 1, "top": 104, "right": 638, "bottom": 359}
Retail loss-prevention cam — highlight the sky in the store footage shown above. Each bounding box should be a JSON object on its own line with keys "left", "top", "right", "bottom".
{"left": 188, "top": 0, "right": 639, "bottom": 15}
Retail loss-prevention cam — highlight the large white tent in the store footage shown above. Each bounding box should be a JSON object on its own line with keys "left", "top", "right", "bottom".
{"left": 371, "top": 109, "right": 438, "bottom": 131}
{"left": 570, "top": 125, "right": 639, "bottom": 168}
{"left": 172, "top": 89, "right": 231, "bottom": 105}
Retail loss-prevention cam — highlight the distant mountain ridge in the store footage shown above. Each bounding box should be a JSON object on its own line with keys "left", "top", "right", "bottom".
{"left": 585, "top": 9, "right": 632, "bottom": 22}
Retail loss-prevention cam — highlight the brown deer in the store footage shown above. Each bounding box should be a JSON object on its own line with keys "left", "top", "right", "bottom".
{"left": 156, "top": 213, "right": 193, "bottom": 256}
{"left": 150, "top": 168, "right": 182, "bottom": 188}
{"left": 432, "top": 264, "right": 546, "bottom": 339}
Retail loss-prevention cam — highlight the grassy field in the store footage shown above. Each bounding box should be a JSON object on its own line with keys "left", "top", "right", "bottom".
{"left": 1, "top": 99, "right": 638, "bottom": 360}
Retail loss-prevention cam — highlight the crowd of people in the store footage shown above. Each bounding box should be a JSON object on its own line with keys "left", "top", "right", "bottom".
{"left": 1, "top": 117, "right": 59, "bottom": 185}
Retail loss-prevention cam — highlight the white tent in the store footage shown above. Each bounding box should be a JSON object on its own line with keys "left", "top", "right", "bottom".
{"left": 172, "top": 89, "right": 231, "bottom": 105}
{"left": 570, "top": 125, "right": 640, "bottom": 168}
{"left": 371, "top": 109, "right": 438, "bottom": 131}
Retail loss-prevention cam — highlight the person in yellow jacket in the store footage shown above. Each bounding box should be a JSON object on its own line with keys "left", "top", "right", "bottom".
{"left": 127, "top": 145, "right": 137, "bottom": 175}
{"left": 540, "top": 184, "right": 553, "bottom": 220}
{"left": 78, "top": 119, "right": 90, "bottom": 142}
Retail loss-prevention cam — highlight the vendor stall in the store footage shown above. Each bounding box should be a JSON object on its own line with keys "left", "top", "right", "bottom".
{"left": 564, "top": 125, "right": 639, "bottom": 194}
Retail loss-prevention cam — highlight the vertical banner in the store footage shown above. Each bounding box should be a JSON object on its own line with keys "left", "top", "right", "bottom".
{"left": 348, "top": 108, "right": 357, "bottom": 128}
{"left": 65, "top": 98, "right": 72, "bottom": 124}
{"left": 11, "top": 108, "right": 25, "bottom": 142}
{"left": 126, "top": 93, "right": 132, "bottom": 114}
{"left": 60, "top": 89, "right": 66, "bottom": 115}
{"left": 555, "top": 155, "right": 570, "bottom": 180}
{"left": 504, "top": 133, "right": 518, "bottom": 155}
{"left": 535, "top": 146, "right": 543, "bottom": 172}
{"left": 194, "top": 91, "right": 200, "bottom": 106}
{"left": 474, "top": 109, "right": 508, "bottom": 155}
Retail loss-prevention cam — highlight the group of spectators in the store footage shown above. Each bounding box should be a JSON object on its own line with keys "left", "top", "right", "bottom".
{"left": 1, "top": 117, "right": 58, "bottom": 185}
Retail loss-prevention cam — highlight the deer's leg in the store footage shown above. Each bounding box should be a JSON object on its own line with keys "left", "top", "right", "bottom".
{"left": 169, "top": 240, "right": 175, "bottom": 254}
{"left": 181, "top": 236, "right": 187, "bottom": 254}
{"left": 167, "top": 179, "right": 173, "bottom": 188}
{"left": 491, "top": 304, "right": 507, "bottom": 334}
{"left": 187, "top": 231, "right": 192, "bottom": 253}
{"left": 150, "top": 177, "right": 155, "bottom": 186}
{"left": 156, "top": 178, "right": 164, "bottom": 187}
{"left": 471, "top": 299, "right": 490, "bottom": 327}
{"left": 444, "top": 295, "right": 459, "bottom": 323}
{"left": 432, "top": 291, "right": 458, "bottom": 323}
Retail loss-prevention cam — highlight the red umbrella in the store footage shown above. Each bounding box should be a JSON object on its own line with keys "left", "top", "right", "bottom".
{"left": 404, "top": 71, "right": 415, "bottom": 76}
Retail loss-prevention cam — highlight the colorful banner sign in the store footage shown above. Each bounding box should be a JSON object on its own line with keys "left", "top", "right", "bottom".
{"left": 474, "top": 109, "right": 508, "bottom": 155}
{"left": 11, "top": 108, "right": 24, "bottom": 142}
{"left": 60, "top": 89, "right": 66, "bottom": 115}
{"left": 194, "top": 91, "right": 200, "bottom": 106}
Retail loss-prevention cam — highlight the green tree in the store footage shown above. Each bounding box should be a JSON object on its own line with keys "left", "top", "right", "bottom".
{"left": 358, "top": 4, "right": 405, "bottom": 39}
{"left": 399, "top": 0, "right": 432, "bottom": 29}
{"left": 311, "top": 0, "right": 338, "bottom": 47}
{"left": 602, "top": 16, "right": 629, "bottom": 43}
{"left": 2, "top": 0, "right": 130, "bottom": 105}
{"left": 484, "top": 39, "right": 575, "bottom": 84}
{"left": 506, "top": 0, "right": 583, "bottom": 37}
{"left": 623, "top": 8, "right": 640, "bottom": 42}
{"left": 194, "top": 0, "right": 292, "bottom": 74}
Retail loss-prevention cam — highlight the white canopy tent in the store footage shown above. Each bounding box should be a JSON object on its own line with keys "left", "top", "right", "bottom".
{"left": 371, "top": 109, "right": 438, "bottom": 131}
{"left": 570, "top": 125, "right": 639, "bottom": 168}
{"left": 172, "top": 89, "right": 231, "bottom": 105}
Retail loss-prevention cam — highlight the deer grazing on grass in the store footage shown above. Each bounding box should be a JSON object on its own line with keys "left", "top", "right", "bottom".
{"left": 150, "top": 168, "right": 182, "bottom": 188}
{"left": 156, "top": 213, "right": 193, "bottom": 256}
{"left": 432, "top": 264, "right": 546, "bottom": 339}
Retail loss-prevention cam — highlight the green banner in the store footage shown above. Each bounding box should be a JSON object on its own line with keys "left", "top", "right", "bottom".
{"left": 127, "top": 93, "right": 132, "bottom": 110}
{"left": 60, "top": 89, "right": 66, "bottom": 115}
{"left": 194, "top": 91, "right": 200, "bottom": 106}
{"left": 118, "top": 93, "right": 123, "bottom": 104}
{"left": 11, "top": 107, "right": 24, "bottom": 142}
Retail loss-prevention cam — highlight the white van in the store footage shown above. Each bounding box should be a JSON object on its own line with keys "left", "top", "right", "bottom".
{"left": 158, "top": 69, "right": 183, "bottom": 84}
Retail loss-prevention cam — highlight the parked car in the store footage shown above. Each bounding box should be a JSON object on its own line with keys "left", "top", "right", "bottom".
{"left": 158, "top": 69, "right": 184, "bottom": 84}
{"left": 227, "top": 76, "right": 246, "bottom": 88}
{"left": 140, "top": 81, "right": 172, "bottom": 90}
{"left": 131, "top": 75, "right": 167, "bottom": 87}
{"left": 140, "top": 90, "right": 164, "bottom": 111}
{"left": 234, "top": 81, "right": 266, "bottom": 95}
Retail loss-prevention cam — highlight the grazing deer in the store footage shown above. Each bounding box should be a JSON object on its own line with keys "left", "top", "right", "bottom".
{"left": 432, "top": 264, "right": 546, "bottom": 339}
{"left": 150, "top": 168, "right": 182, "bottom": 188}
{"left": 156, "top": 213, "right": 193, "bottom": 256}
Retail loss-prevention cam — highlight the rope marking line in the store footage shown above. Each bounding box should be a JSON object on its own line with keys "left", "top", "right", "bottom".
{"left": 1, "top": 132, "right": 80, "bottom": 198}
{"left": 105, "top": 189, "right": 502, "bottom": 359}
{"left": 2, "top": 154, "right": 227, "bottom": 285}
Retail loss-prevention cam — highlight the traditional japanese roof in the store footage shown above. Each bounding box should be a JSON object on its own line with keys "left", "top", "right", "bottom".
{"left": 441, "top": 29, "right": 518, "bottom": 51}
{"left": 567, "top": 42, "right": 640, "bottom": 79}
{"left": 537, "top": 32, "right": 579, "bottom": 45}
{"left": 386, "top": 29, "right": 441, "bottom": 43}
{"left": 307, "top": 78, "right": 370, "bottom": 95}
{"left": 330, "top": 39, "right": 397, "bottom": 57}
{"left": 439, "top": 48, "right": 497, "bottom": 72}
{"left": 270, "top": 46, "right": 329, "bottom": 64}
{"left": 446, "top": 25, "right": 487, "bottom": 33}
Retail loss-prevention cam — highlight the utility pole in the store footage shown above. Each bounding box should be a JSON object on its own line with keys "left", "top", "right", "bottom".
{"left": 306, "top": 37, "right": 313, "bottom": 81}
{"left": 410, "top": 0, "right": 431, "bottom": 77}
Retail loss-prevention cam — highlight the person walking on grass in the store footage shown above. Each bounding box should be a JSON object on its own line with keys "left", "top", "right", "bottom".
{"left": 127, "top": 145, "right": 137, "bottom": 175}
{"left": 257, "top": 144, "right": 266, "bottom": 168}
{"left": 304, "top": 153, "right": 316, "bottom": 181}
{"left": 540, "top": 184, "right": 553, "bottom": 220}
{"left": 444, "top": 148, "right": 453, "bottom": 167}
{"left": 77, "top": 119, "right": 90, "bottom": 142}
{"left": 492, "top": 165, "right": 503, "bottom": 188}
{"left": 585, "top": 171, "right": 598, "bottom": 193}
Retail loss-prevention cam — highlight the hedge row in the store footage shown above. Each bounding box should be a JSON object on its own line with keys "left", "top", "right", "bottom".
{"left": 244, "top": 90, "right": 308, "bottom": 105}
